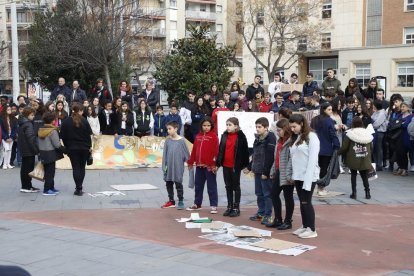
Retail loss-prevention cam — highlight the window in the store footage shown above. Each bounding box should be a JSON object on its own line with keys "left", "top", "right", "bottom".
{"left": 366, "top": 0, "right": 382, "bottom": 46}
{"left": 308, "top": 58, "right": 338, "bottom": 85}
{"left": 322, "top": 0, "right": 332, "bottom": 18}
{"left": 216, "top": 5, "right": 222, "bottom": 13}
{"left": 200, "top": 4, "right": 207, "bottom": 12}
{"left": 256, "top": 37, "right": 265, "bottom": 48}
{"left": 257, "top": 67, "right": 264, "bottom": 78}
{"left": 404, "top": 27, "right": 414, "bottom": 44}
{"left": 355, "top": 63, "right": 371, "bottom": 88}
{"left": 321, "top": 33, "right": 331, "bottom": 49}
{"left": 170, "top": 0, "right": 177, "bottom": 8}
{"left": 216, "top": 24, "right": 223, "bottom": 33}
{"left": 170, "top": 20, "right": 177, "bottom": 30}
{"left": 297, "top": 37, "right": 307, "bottom": 52}
{"left": 236, "top": 22, "right": 243, "bottom": 34}
{"left": 407, "top": 0, "right": 414, "bottom": 11}
{"left": 397, "top": 62, "right": 414, "bottom": 87}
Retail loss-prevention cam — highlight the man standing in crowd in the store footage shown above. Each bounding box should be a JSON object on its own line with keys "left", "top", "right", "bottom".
{"left": 180, "top": 91, "right": 195, "bottom": 141}
{"left": 302, "top": 72, "right": 319, "bottom": 97}
{"left": 246, "top": 75, "right": 265, "bottom": 101}
{"left": 50, "top": 77, "right": 72, "bottom": 103}
{"left": 376, "top": 88, "right": 389, "bottom": 109}
{"left": 90, "top": 78, "right": 112, "bottom": 106}
{"left": 321, "top": 68, "right": 341, "bottom": 94}
{"left": 71, "top": 80, "right": 87, "bottom": 104}
{"left": 282, "top": 90, "right": 301, "bottom": 111}
{"left": 139, "top": 80, "right": 159, "bottom": 113}
{"left": 285, "top": 73, "right": 299, "bottom": 84}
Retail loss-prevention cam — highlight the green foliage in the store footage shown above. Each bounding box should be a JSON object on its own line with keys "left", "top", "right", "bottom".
{"left": 154, "top": 25, "right": 235, "bottom": 104}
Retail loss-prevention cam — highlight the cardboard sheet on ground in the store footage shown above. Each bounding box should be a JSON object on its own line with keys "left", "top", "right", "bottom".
{"left": 233, "top": 230, "right": 262, "bottom": 238}
{"left": 200, "top": 222, "right": 225, "bottom": 229}
{"left": 276, "top": 245, "right": 317, "bottom": 256}
{"left": 88, "top": 191, "right": 125, "bottom": 197}
{"left": 56, "top": 135, "right": 192, "bottom": 169}
{"left": 110, "top": 184, "right": 159, "bottom": 191}
{"left": 253, "top": 239, "right": 301, "bottom": 251}
{"left": 314, "top": 191, "right": 345, "bottom": 198}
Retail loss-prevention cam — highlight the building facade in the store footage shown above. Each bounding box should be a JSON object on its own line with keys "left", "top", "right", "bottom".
{"left": 242, "top": 0, "right": 414, "bottom": 98}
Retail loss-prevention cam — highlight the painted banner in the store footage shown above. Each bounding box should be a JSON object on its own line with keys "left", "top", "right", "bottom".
{"left": 56, "top": 135, "right": 193, "bottom": 170}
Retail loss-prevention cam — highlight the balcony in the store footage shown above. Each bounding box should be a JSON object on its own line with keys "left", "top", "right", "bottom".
{"left": 139, "top": 7, "right": 166, "bottom": 19}
{"left": 139, "top": 28, "right": 166, "bottom": 38}
{"left": 186, "top": 0, "right": 216, "bottom": 4}
{"left": 185, "top": 10, "right": 216, "bottom": 22}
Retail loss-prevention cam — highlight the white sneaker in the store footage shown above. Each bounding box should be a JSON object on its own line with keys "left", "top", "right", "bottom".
{"left": 2, "top": 166, "right": 7, "bottom": 170}
{"left": 317, "top": 187, "right": 328, "bottom": 196}
{"left": 292, "top": 227, "right": 307, "bottom": 236}
{"left": 410, "top": 166, "right": 414, "bottom": 172}
{"left": 339, "top": 166, "right": 345, "bottom": 174}
{"left": 210, "top": 207, "right": 218, "bottom": 214}
{"left": 7, "top": 164, "right": 14, "bottom": 169}
{"left": 298, "top": 227, "right": 318, "bottom": 239}
{"left": 20, "top": 189, "right": 31, "bottom": 193}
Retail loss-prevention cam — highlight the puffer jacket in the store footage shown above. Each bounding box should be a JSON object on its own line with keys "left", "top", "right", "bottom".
{"left": 248, "top": 131, "right": 276, "bottom": 177}
{"left": 17, "top": 117, "right": 38, "bottom": 157}
{"left": 270, "top": 138, "right": 292, "bottom": 186}
{"left": 338, "top": 127, "right": 373, "bottom": 171}
{"left": 38, "top": 124, "right": 64, "bottom": 164}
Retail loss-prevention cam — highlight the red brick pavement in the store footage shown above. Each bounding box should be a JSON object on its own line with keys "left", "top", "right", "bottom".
{"left": 1, "top": 204, "right": 413, "bottom": 275}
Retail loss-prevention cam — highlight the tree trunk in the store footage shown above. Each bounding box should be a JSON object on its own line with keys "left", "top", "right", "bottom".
{"left": 104, "top": 64, "right": 113, "bottom": 98}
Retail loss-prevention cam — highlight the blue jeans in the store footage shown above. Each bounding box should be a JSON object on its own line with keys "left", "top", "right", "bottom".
{"left": 254, "top": 173, "right": 273, "bottom": 217}
{"left": 194, "top": 167, "right": 218, "bottom": 207}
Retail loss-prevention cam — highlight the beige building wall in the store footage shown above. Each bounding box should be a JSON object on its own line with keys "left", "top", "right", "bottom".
{"left": 338, "top": 45, "right": 414, "bottom": 98}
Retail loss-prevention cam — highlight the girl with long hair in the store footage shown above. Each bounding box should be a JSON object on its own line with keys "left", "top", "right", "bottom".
{"left": 190, "top": 97, "right": 208, "bottom": 140}
{"left": 1, "top": 104, "right": 18, "bottom": 169}
{"left": 216, "top": 117, "right": 249, "bottom": 217}
{"left": 115, "top": 101, "right": 134, "bottom": 136}
{"left": 60, "top": 103, "right": 92, "bottom": 196}
{"left": 289, "top": 114, "right": 320, "bottom": 238}
{"left": 268, "top": 119, "right": 295, "bottom": 230}
{"left": 310, "top": 103, "right": 340, "bottom": 195}
{"left": 134, "top": 100, "right": 154, "bottom": 137}
{"left": 54, "top": 100, "right": 68, "bottom": 128}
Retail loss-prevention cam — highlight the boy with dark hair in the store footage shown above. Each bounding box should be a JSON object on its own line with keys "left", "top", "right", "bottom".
{"left": 154, "top": 106, "right": 167, "bottom": 137}
{"left": 245, "top": 117, "right": 276, "bottom": 225}
{"left": 165, "top": 105, "right": 182, "bottom": 134}
{"left": 212, "top": 98, "right": 230, "bottom": 134}
{"left": 246, "top": 75, "right": 265, "bottom": 101}
{"left": 223, "top": 90, "right": 234, "bottom": 110}
{"left": 322, "top": 68, "right": 341, "bottom": 94}
{"left": 161, "top": 121, "right": 190, "bottom": 209}
{"left": 259, "top": 92, "right": 272, "bottom": 112}
{"left": 302, "top": 72, "right": 319, "bottom": 97}
{"left": 237, "top": 91, "right": 249, "bottom": 110}
{"left": 342, "top": 97, "right": 357, "bottom": 130}
{"left": 282, "top": 90, "right": 301, "bottom": 111}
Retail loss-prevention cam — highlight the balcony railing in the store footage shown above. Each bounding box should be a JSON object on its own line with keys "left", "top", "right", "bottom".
{"left": 139, "top": 7, "right": 166, "bottom": 18}
{"left": 140, "top": 28, "right": 166, "bottom": 38}
{"left": 185, "top": 10, "right": 216, "bottom": 21}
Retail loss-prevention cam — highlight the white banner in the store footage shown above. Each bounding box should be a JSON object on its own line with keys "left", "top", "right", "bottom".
{"left": 217, "top": 111, "right": 275, "bottom": 148}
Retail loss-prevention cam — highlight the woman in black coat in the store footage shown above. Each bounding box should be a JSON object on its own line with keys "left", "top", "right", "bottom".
{"left": 60, "top": 103, "right": 92, "bottom": 196}
{"left": 17, "top": 107, "right": 40, "bottom": 193}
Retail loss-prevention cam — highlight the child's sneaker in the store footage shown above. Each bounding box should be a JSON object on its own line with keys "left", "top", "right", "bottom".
{"left": 261, "top": 216, "right": 271, "bottom": 225}
{"left": 43, "top": 190, "right": 58, "bottom": 196}
{"left": 186, "top": 204, "right": 201, "bottom": 211}
{"left": 176, "top": 201, "right": 185, "bottom": 210}
{"left": 51, "top": 188, "right": 60, "bottom": 194}
{"left": 249, "top": 213, "right": 263, "bottom": 221}
{"left": 229, "top": 208, "right": 240, "bottom": 217}
{"left": 161, "top": 201, "right": 176, "bottom": 209}
{"left": 210, "top": 207, "right": 218, "bottom": 214}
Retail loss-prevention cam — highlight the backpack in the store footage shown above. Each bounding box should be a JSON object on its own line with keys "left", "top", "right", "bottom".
{"left": 408, "top": 118, "right": 414, "bottom": 140}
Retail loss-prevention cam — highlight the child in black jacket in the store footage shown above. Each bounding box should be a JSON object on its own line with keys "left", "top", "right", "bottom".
{"left": 245, "top": 117, "right": 276, "bottom": 225}
{"left": 216, "top": 117, "right": 249, "bottom": 217}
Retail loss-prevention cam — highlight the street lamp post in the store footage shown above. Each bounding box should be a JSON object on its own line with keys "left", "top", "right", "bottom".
{"left": 11, "top": 1, "right": 20, "bottom": 102}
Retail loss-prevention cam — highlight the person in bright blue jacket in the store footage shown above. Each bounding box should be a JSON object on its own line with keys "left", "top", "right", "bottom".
{"left": 153, "top": 106, "right": 167, "bottom": 137}
{"left": 310, "top": 103, "right": 340, "bottom": 195}
{"left": 165, "top": 105, "right": 182, "bottom": 134}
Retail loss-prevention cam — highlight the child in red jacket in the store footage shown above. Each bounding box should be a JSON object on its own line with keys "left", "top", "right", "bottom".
{"left": 187, "top": 117, "right": 219, "bottom": 213}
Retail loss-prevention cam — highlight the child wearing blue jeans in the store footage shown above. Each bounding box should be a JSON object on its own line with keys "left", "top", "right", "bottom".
{"left": 245, "top": 117, "right": 276, "bottom": 225}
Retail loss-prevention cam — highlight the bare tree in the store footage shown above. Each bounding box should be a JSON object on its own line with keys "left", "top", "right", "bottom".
{"left": 237, "top": 0, "right": 325, "bottom": 82}
{"left": 0, "top": 40, "right": 7, "bottom": 79}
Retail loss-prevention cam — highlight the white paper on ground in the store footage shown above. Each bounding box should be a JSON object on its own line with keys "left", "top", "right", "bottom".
{"left": 176, "top": 218, "right": 192, "bottom": 223}
{"left": 110, "top": 184, "right": 159, "bottom": 191}
{"left": 277, "top": 245, "right": 317, "bottom": 256}
{"left": 185, "top": 222, "right": 202, "bottom": 229}
{"left": 228, "top": 225, "right": 272, "bottom": 237}
{"left": 190, "top": 213, "right": 200, "bottom": 220}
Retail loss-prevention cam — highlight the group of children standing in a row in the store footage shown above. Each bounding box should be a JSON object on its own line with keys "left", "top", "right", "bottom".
{"left": 161, "top": 114, "right": 321, "bottom": 239}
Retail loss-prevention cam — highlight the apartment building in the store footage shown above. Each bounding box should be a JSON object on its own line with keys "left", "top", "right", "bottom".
{"left": 242, "top": 0, "right": 414, "bottom": 98}
{"left": 131, "top": 0, "right": 243, "bottom": 85}
{"left": 0, "top": 0, "right": 49, "bottom": 94}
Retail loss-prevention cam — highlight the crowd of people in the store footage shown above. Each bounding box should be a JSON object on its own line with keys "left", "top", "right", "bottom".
{"left": 1, "top": 70, "right": 414, "bottom": 239}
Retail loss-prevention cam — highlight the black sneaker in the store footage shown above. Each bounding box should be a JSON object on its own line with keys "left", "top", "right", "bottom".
{"left": 74, "top": 190, "right": 84, "bottom": 196}
{"left": 229, "top": 209, "right": 240, "bottom": 217}
{"left": 223, "top": 208, "right": 232, "bottom": 216}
